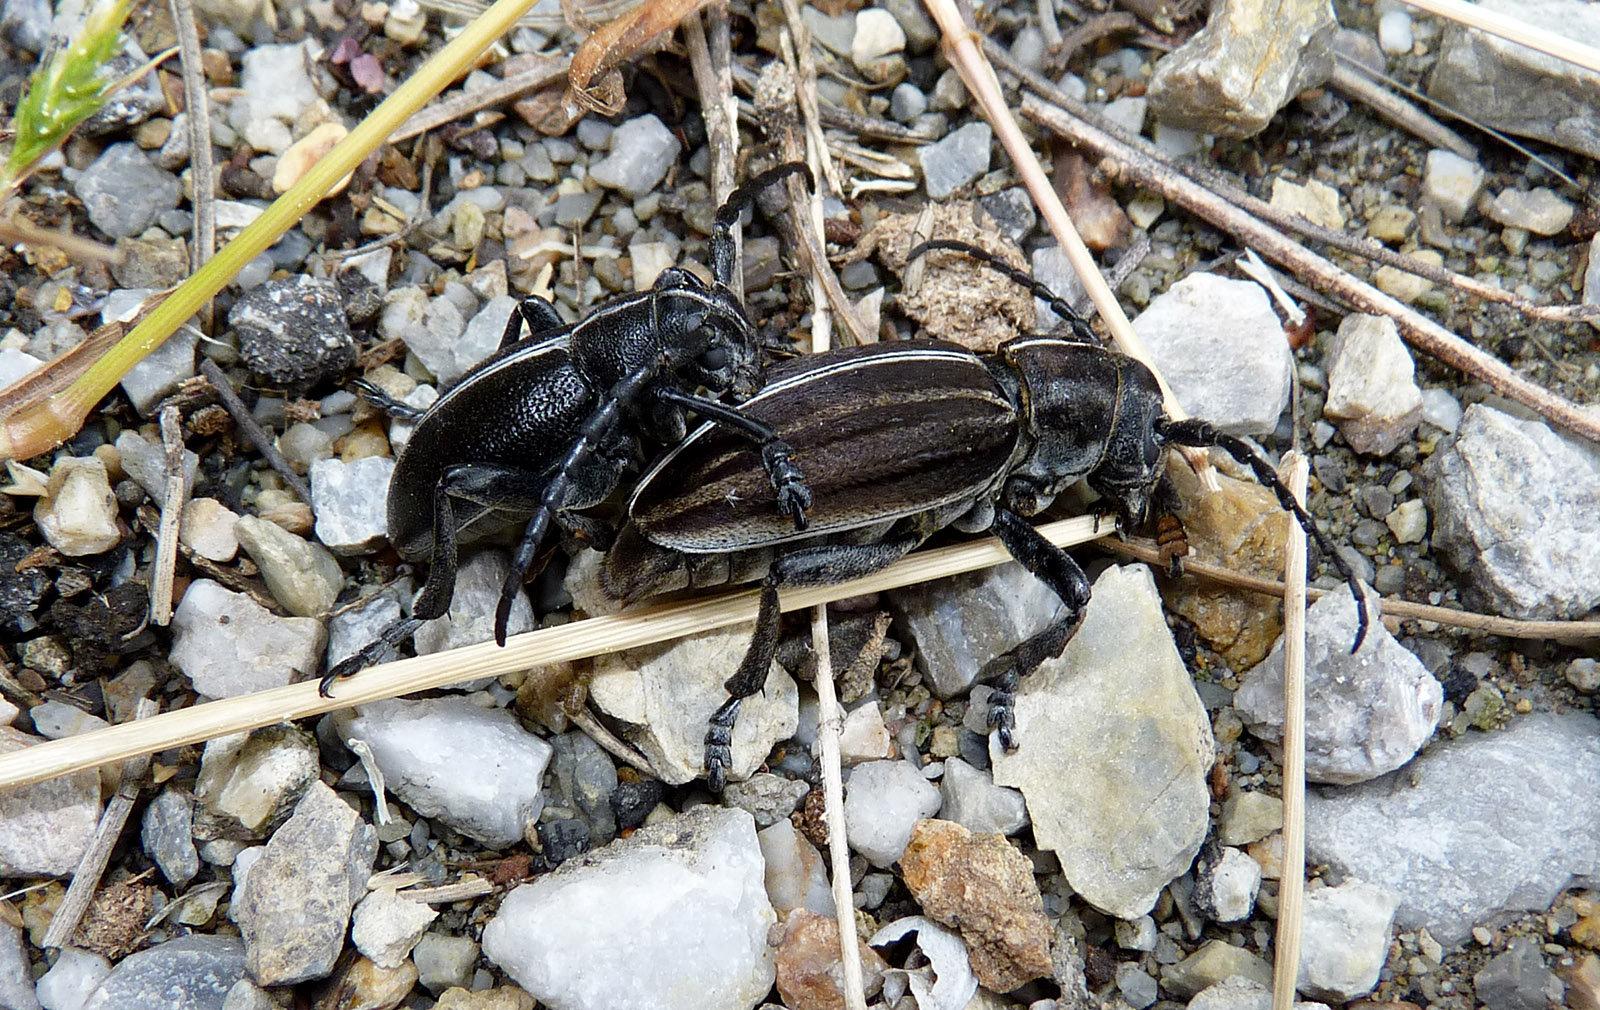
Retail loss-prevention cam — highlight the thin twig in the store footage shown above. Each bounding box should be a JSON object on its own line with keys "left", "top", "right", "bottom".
{"left": 567, "top": 703, "right": 654, "bottom": 775}
{"left": 1014, "top": 92, "right": 1600, "bottom": 447}
{"left": 149, "top": 406, "right": 187, "bottom": 626}
{"left": 1104, "top": 536, "right": 1600, "bottom": 639}
{"left": 1272, "top": 454, "right": 1308, "bottom": 1010}
{"left": 0, "top": 515, "right": 1103, "bottom": 789}
{"left": 684, "top": 6, "right": 740, "bottom": 299}
{"left": 989, "top": 41, "right": 1599, "bottom": 326}
{"left": 41, "top": 698, "right": 159, "bottom": 950}
{"left": 1326, "top": 61, "right": 1476, "bottom": 161}
{"left": 776, "top": 0, "right": 846, "bottom": 198}
{"left": 168, "top": 0, "right": 214, "bottom": 290}
{"left": 0, "top": 217, "right": 118, "bottom": 263}
{"left": 390, "top": 53, "right": 569, "bottom": 143}
{"left": 767, "top": 27, "right": 872, "bottom": 345}
{"left": 813, "top": 602, "right": 867, "bottom": 1010}
{"left": 199, "top": 359, "right": 312, "bottom": 504}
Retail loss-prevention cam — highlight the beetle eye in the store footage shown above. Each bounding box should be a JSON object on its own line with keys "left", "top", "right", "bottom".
{"left": 700, "top": 346, "right": 729, "bottom": 370}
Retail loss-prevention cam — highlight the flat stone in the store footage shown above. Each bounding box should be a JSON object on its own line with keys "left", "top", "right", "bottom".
{"left": 169, "top": 579, "right": 326, "bottom": 697}
{"left": 919, "top": 122, "right": 992, "bottom": 200}
{"left": 0, "top": 726, "right": 100, "bottom": 875}
{"left": 0, "top": 912, "right": 37, "bottom": 1010}
{"left": 113, "top": 431, "right": 198, "bottom": 508}
{"left": 229, "top": 42, "right": 318, "bottom": 154}
{"left": 36, "top": 945, "right": 111, "bottom": 1010}
{"left": 1426, "top": 0, "right": 1600, "bottom": 162}
{"left": 141, "top": 787, "right": 200, "bottom": 886}
{"left": 310, "top": 456, "right": 395, "bottom": 555}
{"left": 194, "top": 724, "right": 320, "bottom": 836}
{"left": 413, "top": 933, "right": 478, "bottom": 994}
{"left": 34, "top": 457, "right": 120, "bottom": 557}
{"left": 1484, "top": 187, "right": 1576, "bottom": 236}
{"left": 1270, "top": 178, "right": 1344, "bottom": 230}
{"left": 1218, "top": 790, "right": 1282, "bottom": 847}
{"left": 482, "top": 807, "right": 775, "bottom": 1010}
{"left": 235, "top": 515, "right": 344, "bottom": 617}
{"left": 1132, "top": 273, "right": 1292, "bottom": 435}
{"left": 842, "top": 760, "right": 942, "bottom": 868}
{"left": 589, "top": 622, "right": 797, "bottom": 787}
{"left": 1305, "top": 711, "right": 1600, "bottom": 948}
{"left": 1188, "top": 977, "right": 1329, "bottom": 1010}
{"left": 1162, "top": 940, "right": 1272, "bottom": 998}
{"left": 1297, "top": 879, "right": 1400, "bottom": 1001}
{"left": 1236, "top": 587, "right": 1441, "bottom": 785}
{"left": 1474, "top": 937, "right": 1566, "bottom": 1010}
{"left": 1146, "top": 0, "right": 1335, "bottom": 137}
{"left": 1422, "top": 404, "right": 1600, "bottom": 620}
{"left": 992, "top": 564, "right": 1213, "bottom": 919}
{"left": 235, "top": 781, "right": 376, "bottom": 985}
{"left": 79, "top": 935, "right": 246, "bottom": 1010}
{"left": 757, "top": 819, "right": 833, "bottom": 918}
{"left": 887, "top": 561, "right": 1067, "bottom": 699}
{"left": 180, "top": 498, "right": 240, "bottom": 562}
{"left": 938, "top": 757, "right": 1028, "bottom": 836}
{"left": 73, "top": 143, "right": 182, "bottom": 238}
{"left": 1422, "top": 150, "right": 1485, "bottom": 223}
{"left": 334, "top": 695, "right": 553, "bottom": 848}
{"left": 351, "top": 888, "right": 438, "bottom": 969}
{"left": 1323, "top": 314, "right": 1424, "bottom": 456}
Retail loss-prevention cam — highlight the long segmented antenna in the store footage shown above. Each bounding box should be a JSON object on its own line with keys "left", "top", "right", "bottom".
{"left": 1157, "top": 417, "right": 1371, "bottom": 653}
{"left": 709, "top": 162, "right": 816, "bottom": 289}
{"left": 908, "top": 238, "right": 1099, "bottom": 345}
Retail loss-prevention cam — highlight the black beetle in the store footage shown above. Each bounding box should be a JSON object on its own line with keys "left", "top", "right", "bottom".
{"left": 598, "top": 242, "right": 1368, "bottom": 789}
{"left": 322, "top": 163, "right": 817, "bottom": 691}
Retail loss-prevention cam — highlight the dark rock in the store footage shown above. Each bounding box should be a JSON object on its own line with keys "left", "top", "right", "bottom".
{"left": 610, "top": 778, "right": 666, "bottom": 831}
{"left": 1474, "top": 938, "right": 1565, "bottom": 1010}
{"left": 230, "top": 276, "right": 356, "bottom": 390}
{"left": 0, "top": 532, "right": 49, "bottom": 634}
{"left": 79, "top": 54, "right": 164, "bottom": 136}
{"left": 74, "top": 144, "right": 182, "bottom": 239}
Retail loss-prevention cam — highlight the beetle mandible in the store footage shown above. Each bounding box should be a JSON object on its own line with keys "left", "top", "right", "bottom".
{"left": 322, "top": 163, "right": 817, "bottom": 692}
{"left": 598, "top": 241, "right": 1370, "bottom": 790}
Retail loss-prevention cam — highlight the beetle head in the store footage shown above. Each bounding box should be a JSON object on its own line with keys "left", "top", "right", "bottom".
{"left": 1085, "top": 360, "right": 1168, "bottom": 530}
{"left": 652, "top": 276, "right": 763, "bottom": 399}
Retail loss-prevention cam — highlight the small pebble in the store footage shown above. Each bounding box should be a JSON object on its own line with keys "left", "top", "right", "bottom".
{"left": 918, "top": 121, "right": 992, "bottom": 200}
{"left": 1422, "top": 150, "right": 1484, "bottom": 223}
{"left": 1377, "top": 10, "right": 1413, "bottom": 54}
{"left": 1484, "top": 187, "right": 1575, "bottom": 236}
{"left": 34, "top": 458, "right": 121, "bottom": 557}
{"left": 588, "top": 115, "right": 680, "bottom": 200}
{"left": 235, "top": 514, "right": 344, "bottom": 617}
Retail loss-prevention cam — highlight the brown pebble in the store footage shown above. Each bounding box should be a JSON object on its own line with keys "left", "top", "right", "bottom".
{"left": 774, "top": 909, "right": 887, "bottom": 1010}
{"left": 899, "top": 818, "right": 1053, "bottom": 991}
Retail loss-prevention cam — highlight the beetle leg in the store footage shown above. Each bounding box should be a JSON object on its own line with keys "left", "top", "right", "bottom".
{"left": 980, "top": 508, "right": 1095, "bottom": 750}
{"left": 708, "top": 162, "right": 815, "bottom": 289}
{"left": 652, "top": 386, "right": 813, "bottom": 531}
{"left": 501, "top": 294, "right": 565, "bottom": 349}
{"left": 704, "top": 531, "right": 924, "bottom": 791}
{"left": 908, "top": 239, "right": 1100, "bottom": 345}
{"left": 349, "top": 378, "right": 427, "bottom": 421}
{"left": 1156, "top": 417, "right": 1371, "bottom": 653}
{"left": 496, "top": 363, "right": 662, "bottom": 645}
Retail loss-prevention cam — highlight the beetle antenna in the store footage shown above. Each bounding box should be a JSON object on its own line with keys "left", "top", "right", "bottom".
{"left": 709, "top": 162, "right": 815, "bottom": 290}
{"left": 908, "top": 239, "right": 1100, "bottom": 345}
{"left": 1156, "top": 417, "right": 1371, "bottom": 653}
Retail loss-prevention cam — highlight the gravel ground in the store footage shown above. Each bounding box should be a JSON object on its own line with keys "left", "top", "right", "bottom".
{"left": 0, "top": 0, "right": 1598, "bottom": 1008}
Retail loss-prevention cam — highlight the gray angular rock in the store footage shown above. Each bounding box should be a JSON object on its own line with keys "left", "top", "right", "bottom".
{"left": 992, "top": 564, "right": 1213, "bottom": 919}
{"left": 1132, "top": 273, "right": 1292, "bottom": 435}
{"left": 235, "top": 515, "right": 343, "bottom": 618}
{"left": 1322, "top": 314, "right": 1423, "bottom": 456}
{"left": 121, "top": 324, "right": 200, "bottom": 415}
{"left": 0, "top": 0, "right": 50, "bottom": 52}
{"left": 588, "top": 114, "right": 681, "bottom": 199}
{"left": 1146, "top": 0, "right": 1335, "bottom": 137}
{"left": 1305, "top": 711, "right": 1600, "bottom": 947}
{"left": 169, "top": 580, "right": 325, "bottom": 697}
{"left": 334, "top": 695, "right": 553, "bottom": 848}
{"left": 80, "top": 935, "right": 246, "bottom": 1010}
{"left": 142, "top": 787, "right": 200, "bottom": 886}
{"left": 412, "top": 933, "right": 478, "bottom": 994}
{"left": 758, "top": 818, "right": 833, "bottom": 917}
{"left": 0, "top": 726, "right": 100, "bottom": 876}
{"left": 1422, "top": 149, "right": 1485, "bottom": 224}
{"left": 1422, "top": 404, "right": 1600, "bottom": 620}
{"left": 325, "top": 580, "right": 409, "bottom": 670}
{"left": 589, "top": 622, "right": 797, "bottom": 786}
{"left": 36, "top": 945, "right": 111, "bottom": 1010}
{"left": 919, "top": 121, "right": 992, "bottom": 200}
{"left": 311, "top": 456, "right": 395, "bottom": 555}
{"left": 1297, "top": 879, "right": 1399, "bottom": 1001}
{"left": 73, "top": 143, "right": 182, "bottom": 238}
{"left": 888, "top": 561, "right": 1067, "bottom": 699}
{"left": 235, "top": 781, "right": 377, "bottom": 985}
{"left": 723, "top": 772, "right": 808, "bottom": 829}
{"left": 482, "top": 806, "right": 775, "bottom": 1010}
{"left": 230, "top": 276, "right": 356, "bottom": 390}
{"left": 842, "top": 760, "right": 942, "bottom": 867}
{"left": 1484, "top": 187, "right": 1575, "bottom": 236}
{"left": 0, "top": 916, "right": 37, "bottom": 1010}
{"left": 229, "top": 43, "right": 318, "bottom": 153}
{"left": 938, "top": 757, "right": 1028, "bottom": 836}
{"left": 113, "top": 431, "right": 199, "bottom": 508}
{"left": 1426, "top": 0, "right": 1600, "bottom": 162}
{"left": 1235, "top": 588, "right": 1441, "bottom": 785}
{"left": 1473, "top": 937, "right": 1565, "bottom": 1010}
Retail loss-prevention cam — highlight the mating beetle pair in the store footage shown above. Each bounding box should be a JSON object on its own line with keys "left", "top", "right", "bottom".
{"left": 598, "top": 241, "right": 1368, "bottom": 789}
{"left": 323, "top": 163, "right": 817, "bottom": 689}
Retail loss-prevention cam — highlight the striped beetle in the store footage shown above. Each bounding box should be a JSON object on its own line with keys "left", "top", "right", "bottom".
{"left": 322, "top": 163, "right": 816, "bottom": 692}
{"left": 599, "top": 242, "right": 1369, "bottom": 789}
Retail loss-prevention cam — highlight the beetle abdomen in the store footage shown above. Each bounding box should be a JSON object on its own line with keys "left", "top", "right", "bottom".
{"left": 630, "top": 346, "right": 1020, "bottom": 553}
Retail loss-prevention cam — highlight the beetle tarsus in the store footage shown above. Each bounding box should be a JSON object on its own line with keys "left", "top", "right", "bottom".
{"left": 704, "top": 698, "right": 740, "bottom": 792}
